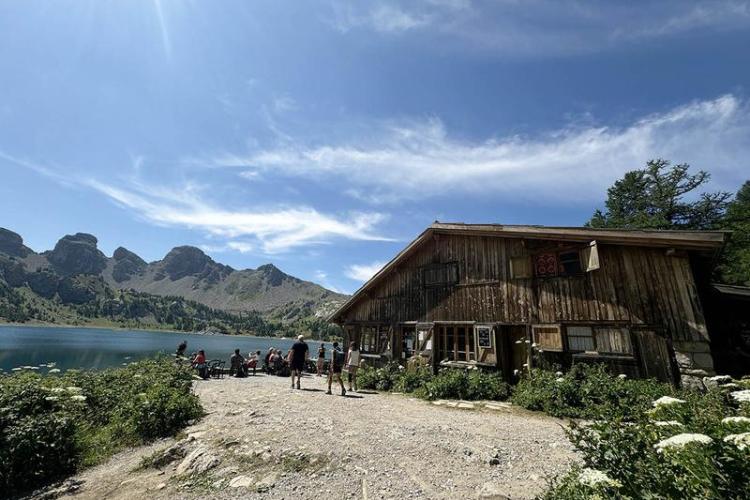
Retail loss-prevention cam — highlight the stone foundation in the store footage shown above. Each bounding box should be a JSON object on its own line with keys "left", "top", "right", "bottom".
{"left": 673, "top": 340, "right": 716, "bottom": 389}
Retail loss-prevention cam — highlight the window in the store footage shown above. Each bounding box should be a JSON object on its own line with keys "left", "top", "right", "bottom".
{"left": 532, "top": 325, "right": 563, "bottom": 351}
{"left": 565, "top": 325, "right": 634, "bottom": 355}
{"left": 558, "top": 251, "right": 582, "bottom": 276}
{"left": 567, "top": 326, "right": 595, "bottom": 352}
{"left": 510, "top": 256, "right": 532, "bottom": 279}
{"left": 422, "top": 262, "right": 459, "bottom": 287}
{"left": 360, "top": 327, "right": 377, "bottom": 352}
{"left": 533, "top": 249, "right": 584, "bottom": 278}
{"left": 580, "top": 241, "right": 600, "bottom": 272}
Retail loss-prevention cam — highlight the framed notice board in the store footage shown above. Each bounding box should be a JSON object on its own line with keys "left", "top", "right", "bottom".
{"left": 475, "top": 325, "right": 493, "bottom": 349}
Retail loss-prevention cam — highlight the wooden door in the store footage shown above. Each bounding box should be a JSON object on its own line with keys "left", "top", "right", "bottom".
{"left": 634, "top": 329, "right": 677, "bottom": 384}
{"left": 506, "top": 325, "right": 529, "bottom": 375}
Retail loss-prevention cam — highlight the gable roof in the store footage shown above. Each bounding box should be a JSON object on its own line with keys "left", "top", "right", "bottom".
{"left": 329, "top": 222, "right": 728, "bottom": 323}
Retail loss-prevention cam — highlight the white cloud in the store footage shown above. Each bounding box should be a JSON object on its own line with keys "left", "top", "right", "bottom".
{"left": 273, "top": 94, "right": 297, "bottom": 113}
{"left": 215, "top": 94, "right": 750, "bottom": 203}
{"left": 85, "top": 179, "right": 392, "bottom": 253}
{"left": 345, "top": 260, "right": 387, "bottom": 282}
{"left": 326, "top": 1, "right": 750, "bottom": 56}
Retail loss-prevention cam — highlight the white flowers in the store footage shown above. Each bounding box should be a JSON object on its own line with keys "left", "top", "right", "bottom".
{"left": 44, "top": 396, "right": 59, "bottom": 402}
{"left": 722, "top": 416, "right": 750, "bottom": 425}
{"left": 48, "top": 368, "right": 61, "bottom": 374}
{"left": 723, "top": 432, "right": 750, "bottom": 450}
{"left": 70, "top": 395, "right": 87, "bottom": 402}
{"left": 652, "top": 396, "right": 686, "bottom": 407}
{"left": 555, "top": 371, "right": 563, "bottom": 377}
{"left": 617, "top": 374, "right": 627, "bottom": 379}
{"left": 66, "top": 386, "right": 82, "bottom": 393}
{"left": 578, "top": 468, "right": 621, "bottom": 488}
{"left": 730, "top": 390, "right": 750, "bottom": 403}
{"left": 653, "top": 421, "right": 683, "bottom": 427}
{"left": 654, "top": 433, "right": 713, "bottom": 453}
{"left": 555, "top": 377, "right": 565, "bottom": 383}
{"left": 50, "top": 387, "right": 66, "bottom": 393}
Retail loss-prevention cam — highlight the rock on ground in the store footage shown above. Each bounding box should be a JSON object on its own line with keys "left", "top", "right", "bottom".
{"left": 56, "top": 374, "right": 578, "bottom": 499}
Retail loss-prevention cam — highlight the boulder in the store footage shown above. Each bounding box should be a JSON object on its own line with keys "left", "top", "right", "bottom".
{"left": 175, "top": 446, "right": 220, "bottom": 476}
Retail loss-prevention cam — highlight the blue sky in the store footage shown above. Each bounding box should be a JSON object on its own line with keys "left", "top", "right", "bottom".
{"left": 1, "top": 0, "right": 749, "bottom": 294}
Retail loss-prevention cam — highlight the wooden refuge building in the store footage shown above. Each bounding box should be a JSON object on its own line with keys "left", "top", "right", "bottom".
{"left": 328, "top": 223, "right": 730, "bottom": 386}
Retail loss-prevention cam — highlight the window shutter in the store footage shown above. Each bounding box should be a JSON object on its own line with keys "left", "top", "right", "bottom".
{"left": 510, "top": 256, "right": 532, "bottom": 279}
{"left": 580, "top": 240, "right": 600, "bottom": 272}
{"left": 532, "top": 325, "right": 563, "bottom": 351}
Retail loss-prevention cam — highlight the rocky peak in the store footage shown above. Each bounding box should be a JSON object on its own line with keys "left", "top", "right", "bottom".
{"left": 112, "top": 247, "right": 147, "bottom": 283}
{"left": 0, "top": 228, "right": 30, "bottom": 257}
{"left": 47, "top": 232, "right": 107, "bottom": 276}
{"left": 257, "top": 263, "right": 287, "bottom": 287}
{"left": 161, "top": 246, "right": 216, "bottom": 280}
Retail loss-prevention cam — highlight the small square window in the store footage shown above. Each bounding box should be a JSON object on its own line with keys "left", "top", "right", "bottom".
{"left": 559, "top": 251, "right": 582, "bottom": 276}
{"left": 567, "top": 326, "right": 594, "bottom": 351}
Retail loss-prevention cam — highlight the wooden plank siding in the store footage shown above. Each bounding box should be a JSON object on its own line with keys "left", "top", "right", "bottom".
{"left": 340, "top": 234, "right": 709, "bottom": 346}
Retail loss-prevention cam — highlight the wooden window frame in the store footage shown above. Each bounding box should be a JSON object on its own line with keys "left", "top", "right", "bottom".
{"left": 532, "top": 324, "right": 564, "bottom": 352}
{"left": 421, "top": 262, "right": 459, "bottom": 288}
{"left": 475, "top": 324, "right": 493, "bottom": 349}
{"left": 564, "top": 324, "right": 634, "bottom": 356}
{"left": 510, "top": 256, "right": 532, "bottom": 279}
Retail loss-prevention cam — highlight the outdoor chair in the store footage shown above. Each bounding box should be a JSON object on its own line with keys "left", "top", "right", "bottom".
{"left": 208, "top": 360, "right": 225, "bottom": 379}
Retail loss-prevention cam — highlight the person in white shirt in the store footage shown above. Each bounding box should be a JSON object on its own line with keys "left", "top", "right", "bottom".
{"left": 345, "top": 341, "right": 361, "bottom": 392}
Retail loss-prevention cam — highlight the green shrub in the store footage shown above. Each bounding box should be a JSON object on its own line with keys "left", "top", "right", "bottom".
{"left": 394, "top": 366, "right": 433, "bottom": 393}
{"left": 357, "top": 362, "right": 404, "bottom": 391}
{"left": 417, "top": 368, "right": 510, "bottom": 401}
{"left": 543, "top": 375, "right": 750, "bottom": 499}
{"left": 0, "top": 357, "right": 202, "bottom": 495}
{"left": 512, "top": 364, "right": 673, "bottom": 419}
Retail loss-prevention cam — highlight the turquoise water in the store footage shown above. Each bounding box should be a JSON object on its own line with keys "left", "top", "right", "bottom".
{"left": 0, "top": 325, "right": 329, "bottom": 372}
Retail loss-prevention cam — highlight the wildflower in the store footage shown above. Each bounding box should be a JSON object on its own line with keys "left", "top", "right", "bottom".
{"left": 730, "top": 390, "right": 750, "bottom": 403}
{"left": 654, "top": 433, "right": 712, "bottom": 453}
{"left": 723, "top": 432, "right": 750, "bottom": 450}
{"left": 722, "top": 416, "right": 750, "bottom": 425}
{"left": 50, "top": 387, "right": 65, "bottom": 393}
{"left": 44, "top": 396, "right": 59, "bottom": 402}
{"left": 66, "top": 386, "right": 82, "bottom": 393}
{"left": 555, "top": 371, "right": 563, "bottom": 377}
{"left": 618, "top": 374, "right": 627, "bottom": 379}
{"left": 555, "top": 377, "right": 565, "bottom": 383}
{"left": 578, "top": 468, "right": 622, "bottom": 488}
{"left": 48, "top": 368, "right": 61, "bottom": 373}
{"left": 654, "top": 421, "right": 683, "bottom": 427}
{"left": 70, "top": 395, "right": 87, "bottom": 402}
{"left": 652, "top": 396, "right": 686, "bottom": 407}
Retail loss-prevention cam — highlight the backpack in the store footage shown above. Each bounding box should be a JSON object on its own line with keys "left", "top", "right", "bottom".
{"left": 333, "top": 349, "right": 345, "bottom": 368}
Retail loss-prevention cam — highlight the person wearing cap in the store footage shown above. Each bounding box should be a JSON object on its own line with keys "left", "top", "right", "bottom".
{"left": 289, "top": 335, "right": 309, "bottom": 389}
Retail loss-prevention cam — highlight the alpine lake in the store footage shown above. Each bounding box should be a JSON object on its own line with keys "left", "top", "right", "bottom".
{"left": 0, "top": 325, "right": 318, "bottom": 372}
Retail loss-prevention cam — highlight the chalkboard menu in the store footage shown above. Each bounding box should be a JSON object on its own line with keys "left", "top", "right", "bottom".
{"left": 476, "top": 325, "right": 492, "bottom": 349}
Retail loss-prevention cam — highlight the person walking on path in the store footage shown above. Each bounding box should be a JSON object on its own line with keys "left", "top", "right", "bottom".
{"left": 289, "top": 335, "right": 309, "bottom": 389}
{"left": 327, "top": 341, "right": 346, "bottom": 396}
{"left": 316, "top": 343, "right": 326, "bottom": 376}
{"left": 345, "top": 342, "right": 361, "bottom": 392}
{"left": 176, "top": 340, "right": 188, "bottom": 359}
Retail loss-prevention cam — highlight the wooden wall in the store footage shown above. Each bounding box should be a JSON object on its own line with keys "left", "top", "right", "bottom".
{"left": 341, "top": 233, "right": 709, "bottom": 344}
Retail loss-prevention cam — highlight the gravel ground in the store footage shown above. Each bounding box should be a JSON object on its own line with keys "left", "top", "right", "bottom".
{"left": 56, "top": 373, "right": 578, "bottom": 500}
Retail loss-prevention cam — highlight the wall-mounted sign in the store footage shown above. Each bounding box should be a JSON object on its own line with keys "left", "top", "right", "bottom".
{"left": 476, "top": 325, "right": 492, "bottom": 349}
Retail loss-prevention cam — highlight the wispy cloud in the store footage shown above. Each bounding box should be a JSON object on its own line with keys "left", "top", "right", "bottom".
{"left": 86, "top": 179, "right": 392, "bottom": 253}
{"left": 212, "top": 94, "right": 750, "bottom": 203}
{"left": 152, "top": 0, "right": 172, "bottom": 59}
{"left": 0, "top": 151, "right": 393, "bottom": 254}
{"left": 345, "top": 260, "right": 387, "bottom": 282}
{"left": 326, "top": 1, "right": 750, "bottom": 56}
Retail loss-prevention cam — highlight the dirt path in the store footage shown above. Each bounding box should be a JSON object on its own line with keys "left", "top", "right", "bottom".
{"left": 58, "top": 373, "right": 578, "bottom": 500}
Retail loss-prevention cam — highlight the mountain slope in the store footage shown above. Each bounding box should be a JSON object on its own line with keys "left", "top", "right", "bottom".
{"left": 0, "top": 228, "right": 347, "bottom": 324}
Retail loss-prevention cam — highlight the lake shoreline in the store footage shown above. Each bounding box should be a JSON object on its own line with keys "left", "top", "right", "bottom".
{"left": 0, "top": 321, "right": 299, "bottom": 340}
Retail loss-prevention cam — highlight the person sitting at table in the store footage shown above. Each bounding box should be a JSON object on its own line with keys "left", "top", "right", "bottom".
{"left": 230, "top": 348, "right": 247, "bottom": 377}
{"left": 246, "top": 350, "right": 261, "bottom": 376}
{"left": 191, "top": 350, "right": 209, "bottom": 379}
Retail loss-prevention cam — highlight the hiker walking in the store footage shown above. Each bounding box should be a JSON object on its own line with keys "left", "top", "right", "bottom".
{"left": 327, "top": 341, "right": 346, "bottom": 396}
{"left": 345, "top": 341, "right": 361, "bottom": 392}
{"left": 176, "top": 340, "right": 187, "bottom": 359}
{"left": 289, "top": 335, "right": 309, "bottom": 389}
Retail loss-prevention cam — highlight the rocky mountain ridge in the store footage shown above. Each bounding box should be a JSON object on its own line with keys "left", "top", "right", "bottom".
{"left": 0, "top": 228, "right": 347, "bottom": 322}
